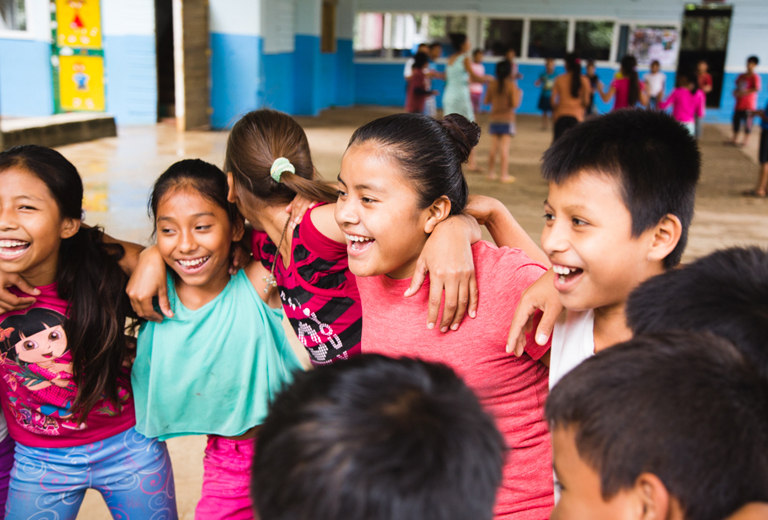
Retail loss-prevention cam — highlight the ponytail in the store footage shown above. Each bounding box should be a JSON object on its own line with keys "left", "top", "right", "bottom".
{"left": 621, "top": 55, "right": 640, "bottom": 106}
{"left": 566, "top": 53, "right": 582, "bottom": 99}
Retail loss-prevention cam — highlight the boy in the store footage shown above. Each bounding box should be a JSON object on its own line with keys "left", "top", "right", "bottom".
{"left": 546, "top": 332, "right": 768, "bottom": 520}
{"left": 744, "top": 98, "right": 768, "bottom": 197}
{"left": 626, "top": 246, "right": 768, "bottom": 379}
{"left": 252, "top": 354, "right": 506, "bottom": 520}
{"left": 538, "top": 109, "right": 700, "bottom": 387}
{"left": 730, "top": 55, "right": 761, "bottom": 147}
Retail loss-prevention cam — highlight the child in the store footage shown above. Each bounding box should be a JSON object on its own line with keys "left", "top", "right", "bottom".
{"left": 551, "top": 53, "right": 591, "bottom": 141}
{"left": 484, "top": 59, "right": 520, "bottom": 183}
{"left": 469, "top": 48, "right": 487, "bottom": 116}
{"left": 599, "top": 54, "right": 648, "bottom": 110}
{"left": 626, "top": 246, "right": 768, "bottom": 380}
{"left": 584, "top": 59, "right": 599, "bottom": 117}
{"left": 0, "top": 145, "right": 176, "bottom": 519}
{"left": 128, "top": 110, "right": 483, "bottom": 366}
{"left": 539, "top": 109, "right": 699, "bottom": 388}
{"left": 546, "top": 332, "right": 768, "bottom": 520}
{"left": 406, "top": 52, "right": 437, "bottom": 114}
{"left": 335, "top": 112, "right": 554, "bottom": 519}
{"left": 132, "top": 159, "right": 302, "bottom": 518}
{"left": 659, "top": 72, "right": 705, "bottom": 136}
{"left": 743, "top": 99, "right": 768, "bottom": 197}
{"left": 643, "top": 59, "right": 665, "bottom": 109}
{"left": 695, "top": 60, "right": 713, "bottom": 137}
{"left": 253, "top": 354, "right": 506, "bottom": 520}
{"left": 535, "top": 57, "right": 556, "bottom": 130}
{"left": 729, "top": 55, "right": 761, "bottom": 147}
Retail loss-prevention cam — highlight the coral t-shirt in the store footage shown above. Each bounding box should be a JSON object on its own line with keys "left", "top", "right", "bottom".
{"left": 735, "top": 73, "right": 761, "bottom": 111}
{"left": 0, "top": 284, "right": 135, "bottom": 448}
{"left": 359, "top": 241, "right": 553, "bottom": 520}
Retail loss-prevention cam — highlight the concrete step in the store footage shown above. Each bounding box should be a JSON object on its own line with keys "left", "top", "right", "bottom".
{"left": 1, "top": 113, "right": 117, "bottom": 149}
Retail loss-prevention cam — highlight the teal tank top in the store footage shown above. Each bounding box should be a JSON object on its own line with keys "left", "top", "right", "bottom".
{"left": 132, "top": 270, "right": 303, "bottom": 440}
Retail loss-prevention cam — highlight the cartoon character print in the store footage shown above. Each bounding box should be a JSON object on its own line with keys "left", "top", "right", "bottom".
{"left": 0, "top": 308, "right": 80, "bottom": 434}
{"left": 280, "top": 290, "right": 343, "bottom": 364}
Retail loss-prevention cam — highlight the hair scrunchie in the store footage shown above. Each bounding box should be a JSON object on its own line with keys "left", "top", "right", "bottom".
{"left": 270, "top": 157, "right": 295, "bottom": 183}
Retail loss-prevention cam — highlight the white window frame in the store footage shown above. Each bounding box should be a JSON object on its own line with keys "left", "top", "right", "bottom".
{"left": 0, "top": 0, "right": 32, "bottom": 39}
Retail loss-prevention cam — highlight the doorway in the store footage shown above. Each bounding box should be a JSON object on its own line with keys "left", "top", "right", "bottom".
{"left": 677, "top": 4, "right": 732, "bottom": 108}
{"left": 155, "top": 0, "right": 175, "bottom": 121}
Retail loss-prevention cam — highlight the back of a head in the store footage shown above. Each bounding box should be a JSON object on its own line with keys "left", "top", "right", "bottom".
{"left": 448, "top": 32, "right": 467, "bottom": 53}
{"left": 413, "top": 51, "right": 429, "bottom": 69}
{"left": 253, "top": 354, "right": 505, "bottom": 520}
{"left": 627, "top": 246, "right": 768, "bottom": 380}
{"left": 541, "top": 109, "right": 700, "bottom": 267}
{"left": 347, "top": 113, "right": 479, "bottom": 215}
{"left": 546, "top": 331, "right": 768, "bottom": 520}
{"left": 495, "top": 59, "right": 512, "bottom": 85}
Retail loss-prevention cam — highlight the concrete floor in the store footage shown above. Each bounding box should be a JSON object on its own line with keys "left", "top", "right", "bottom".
{"left": 57, "top": 108, "right": 766, "bottom": 519}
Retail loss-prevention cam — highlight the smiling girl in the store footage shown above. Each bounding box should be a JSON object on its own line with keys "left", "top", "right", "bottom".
{"left": 335, "top": 113, "right": 554, "bottom": 520}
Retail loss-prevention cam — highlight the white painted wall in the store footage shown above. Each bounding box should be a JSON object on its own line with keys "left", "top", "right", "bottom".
{"left": 263, "top": 0, "right": 296, "bottom": 52}
{"left": 210, "top": 0, "right": 262, "bottom": 36}
{"left": 102, "top": 0, "right": 155, "bottom": 36}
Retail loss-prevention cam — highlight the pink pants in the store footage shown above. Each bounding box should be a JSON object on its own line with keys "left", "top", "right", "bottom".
{"left": 195, "top": 435, "right": 257, "bottom": 520}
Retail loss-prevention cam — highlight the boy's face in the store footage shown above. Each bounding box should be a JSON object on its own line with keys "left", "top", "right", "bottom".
{"left": 747, "top": 60, "right": 756, "bottom": 73}
{"left": 551, "top": 426, "right": 639, "bottom": 520}
{"left": 542, "top": 171, "right": 661, "bottom": 315}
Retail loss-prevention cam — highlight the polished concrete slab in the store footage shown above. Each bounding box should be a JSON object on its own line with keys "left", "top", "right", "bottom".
{"left": 49, "top": 108, "right": 766, "bottom": 519}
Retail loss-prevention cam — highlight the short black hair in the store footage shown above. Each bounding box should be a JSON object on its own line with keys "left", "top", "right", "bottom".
{"left": 546, "top": 332, "right": 768, "bottom": 520}
{"left": 253, "top": 354, "right": 505, "bottom": 520}
{"left": 541, "top": 109, "right": 700, "bottom": 267}
{"left": 627, "top": 246, "right": 768, "bottom": 380}
{"left": 747, "top": 55, "right": 760, "bottom": 65}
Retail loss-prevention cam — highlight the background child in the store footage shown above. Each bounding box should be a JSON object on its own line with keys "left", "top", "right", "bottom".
{"left": 546, "top": 332, "right": 768, "bottom": 520}
{"left": 406, "top": 52, "right": 437, "bottom": 114}
{"left": 659, "top": 72, "right": 705, "bottom": 136}
{"left": 484, "top": 59, "right": 520, "bottom": 183}
{"left": 254, "top": 354, "right": 506, "bottom": 520}
{"left": 0, "top": 145, "right": 175, "bottom": 519}
{"left": 643, "top": 59, "right": 665, "bottom": 109}
{"left": 695, "top": 59, "right": 713, "bottom": 137}
{"left": 535, "top": 57, "right": 556, "bottom": 130}
{"left": 584, "top": 59, "right": 599, "bottom": 117}
{"left": 538, "top": 110, "right": 699, "bottom": 388}
{"left": 132, "top": 159, "right": 302, "bottom": 519}
{"left": 599, "top": 54, "right": 648, "bottom": 110}
{"left": 335, "top": 112, "right": 554, "bottom": 520}
{"left": 743, "top": 99, "right": 768, "bottom": 197}
{"left": 729, "top": 55, "right": 761, "bottom": 147}
{"left": 469, "top": 48, "right": 487, "bottom": 116}
{"left": 551, "top": 53, "right": 591, "bottom": 141}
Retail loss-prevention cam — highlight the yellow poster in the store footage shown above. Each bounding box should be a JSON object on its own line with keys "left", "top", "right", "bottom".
{"left": 59, "top": 55, "right": 105, "bottom": 111}
{"left": 55, "top": 0, "right": 102, "bottom": 49}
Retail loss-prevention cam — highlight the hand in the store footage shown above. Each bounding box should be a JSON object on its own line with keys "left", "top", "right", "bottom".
{"left": 285, "top": 195, "right": 317, "bottom": 233}
{"left": 0, "top": 272, "right": 38, "bottom": 312}
{"left": 126, "top": 246, "right": 172, "bottom": 322}
{"left": 506, "top": 269, "right": 562, "bottom": 356}
{"left": 405, "top": 216, "right": 479, "bottom": 332}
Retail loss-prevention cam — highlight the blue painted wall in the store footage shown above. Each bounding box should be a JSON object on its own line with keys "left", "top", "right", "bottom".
{"left": 210, "top": 32, "right": 263, "bottom": 128}
{"left": 0, "top": 39, "right": 54, "bottom": 117}
{"left": 103, "top": 35, "right": 157, "bottom": 125}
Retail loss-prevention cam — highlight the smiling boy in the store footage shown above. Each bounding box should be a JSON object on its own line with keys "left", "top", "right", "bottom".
{"left": 540, "top": 109, "right": 700, "bottom": 387}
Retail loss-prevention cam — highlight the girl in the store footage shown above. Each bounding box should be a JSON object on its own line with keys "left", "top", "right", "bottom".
{"left": 484, "top": 59, "right": 520, "bottom": 183}
{"left": 469, "top": 48, "right": 487, "bottom": 116}
{"left": 132, "top": 159, "right": 302, "bottom": 519}
{"left": 535, "top": 57, "right": 556, "bottom": 130}
{"left": 335, "top": 112, "right": 554, "bottom": 520}
{"left": 659, "top": 72, "right": 705, "bottom": 136}
{"left": 644, "top": 59, "right": 666, "bottom": 110}
{"left": 551, "top": 53, "right": 591, "bottom": 141}
{"left": 405, "top": 51, "right": 437, "bottom": 114}
{"left": 128, "top": 109, "right": 482, "bottom": 366}
{"left": 0, "top": 145, "right": 176, "bottom": 519}
{"left": 599, "top": 54, "right": 649, "bottom": 110}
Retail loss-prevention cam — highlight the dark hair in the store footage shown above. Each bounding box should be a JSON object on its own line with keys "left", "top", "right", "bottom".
{"left": 347, "top": 113, "right": 479, "bottom": 215}
{"left": 620, "top": 54, "right": 639, "bottom": 106}
{"left": 0, "top": 145, "right": 135, "bottom": 419}
{"left": 546, "top": 331, "right": 768, "bottom": 520}
{"left": 565, "top": 52, "right": 582, "bottom": 99}
{"left": 428, "top": 42, "right": 441, "bottom": 50}
{"left": 253, "top": 354, "right": 505, "bottom": 520}
{"left": 747, "top": 55, "right": 759, "bottom": 65}
{"left": 586, "top": 59, "right": 595, "bottom": 69}
{"left": 224, "top": 109, "right": 338, "bottom": 206}
{"left": 678, "top": 71, "right": 699, "bottom": 94}
{"left": 541, "top": 109, "right": 699, "bottom": 267}
{"left": 472, "top": 48, "right": 483, "bottom": 58}
{"left": 448, "top": 33, "right": 467, "bottom": 53}
{"left": 495, "top": 59, "right": 512, "bottom": 94}
{"left": 627, "top": 246, "right": 768, "bottom": 380}
{"left": 413, "top": 51, "right": 430, "bottom": 70}
{"left": 149, "top": 159, "right": 240, "bottom": 229}
{"left": 650, "top": 59, "right": 660, "bottom": 68}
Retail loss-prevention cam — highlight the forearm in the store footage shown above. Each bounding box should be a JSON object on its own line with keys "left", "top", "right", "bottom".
{"left": 94, "top": 227, "right": 144, "bottom": 275}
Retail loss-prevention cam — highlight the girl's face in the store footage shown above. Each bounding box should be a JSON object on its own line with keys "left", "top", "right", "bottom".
{"left": 546, "top": 59, "right": 555, "bottom": 73}
{"left": 651, "top": 62, "right": 660, "bottom": 73}
{"left": 15, "top": 324, "right": 67, "bottom": 365}
{"left": 0, "top": 168, "right": 79, "bottom": 286}
{"left": 335, "top": 142, "right": 445, "bottom": 280}
{"left": 155, "top": 187, "right": 242, "bottom": 293}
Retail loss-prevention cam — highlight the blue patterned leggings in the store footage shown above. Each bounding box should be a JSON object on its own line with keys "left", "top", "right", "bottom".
{"left": 5, "top": 427, "right": 177, "bottom": 519}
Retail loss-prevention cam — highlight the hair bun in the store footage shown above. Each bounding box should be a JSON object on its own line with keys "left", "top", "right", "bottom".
{"left": 439, "top": 114, "right": 481, "bottom": 164}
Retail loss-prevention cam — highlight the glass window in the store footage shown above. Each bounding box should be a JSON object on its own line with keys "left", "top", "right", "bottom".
{"left": 0, "top": 0, "right": 26, "bottom": 32}
{"left": 482, "top": 18, "right": 523, "bottom": 57}
{"left": 575, "top": 21, "right": 614, "bottom": 61}
{"left": 681, "top": 17, "right": 704, "bottom": 50}
{"left": 705, "top": 15, "right": 730, "bottom": 51}
{"left": 528, "top": 20, "right": 567, "bottom": 59}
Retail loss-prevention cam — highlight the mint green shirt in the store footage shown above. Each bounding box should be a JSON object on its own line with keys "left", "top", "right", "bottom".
{"left": 133, "top": 270, "right": 303, "bottom": 440}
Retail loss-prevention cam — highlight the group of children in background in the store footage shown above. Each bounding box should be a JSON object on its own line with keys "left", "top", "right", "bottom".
{"left": 0, "top": 74, "right": 766, "bottom": 519}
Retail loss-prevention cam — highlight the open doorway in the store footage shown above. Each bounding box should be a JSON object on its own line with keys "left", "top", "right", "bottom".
{"left": 155, "top": 0, "right": 175, "bottom": 121}
{"left": 677, "top": 4, "right": 732, "bottom": 108}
